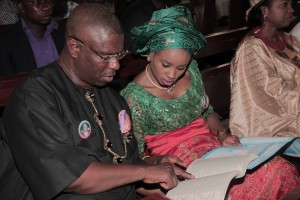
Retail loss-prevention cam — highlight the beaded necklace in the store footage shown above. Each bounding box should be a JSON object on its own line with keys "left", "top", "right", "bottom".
{"left": 85, "top": 91, "right": 132, "bottom": 164}
{"left": 253, "top": 27, "right": 286, "bottom": 51}
{"left": 145, "top": 64, "right": 176, "bottom": 96}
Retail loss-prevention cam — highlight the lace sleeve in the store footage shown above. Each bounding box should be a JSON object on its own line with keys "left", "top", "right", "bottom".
{"left": 121, "top": 87, "right": 146, "bottom": 155}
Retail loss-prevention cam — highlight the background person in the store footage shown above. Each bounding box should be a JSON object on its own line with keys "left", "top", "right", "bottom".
{"left": 230, "top": 0, "right": 300, "bottom": 137}
{"left": 0, "top": 3, "right": 192, "bottom": 199}
{"left": 0, "top": 0, "right": 65, "bottom": 76}
{"left": 121, "top": 5, "right": 300, "bottom": 199}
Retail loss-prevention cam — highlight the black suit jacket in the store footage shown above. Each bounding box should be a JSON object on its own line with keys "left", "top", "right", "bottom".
{"left": 0, "top": 21, "right": 65, "bottom": 76}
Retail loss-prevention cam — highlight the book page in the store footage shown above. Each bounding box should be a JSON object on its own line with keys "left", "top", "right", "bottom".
{"left": 166, "top": 171, "right": 238, "bottom": 200}
{"left": 187, "top": 154, "right": 257, "bottom": 178}
{"left": 284, "top": 138, "right": 300, "bottom": 157}
{"left": 202, "top": 137, "right": 297, "bottom": 169}
{"left": 239, "top": 137, "right": 293, "bottom": 144}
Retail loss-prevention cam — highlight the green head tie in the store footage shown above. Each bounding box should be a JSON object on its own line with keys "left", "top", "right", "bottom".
{"left": 131, "top": 5, "right": 207, "bottom": 56}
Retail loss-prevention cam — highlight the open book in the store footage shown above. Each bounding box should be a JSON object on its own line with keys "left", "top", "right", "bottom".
{"left": 166, "top": 154, "right": 257, "bottom": 200}
{"left": 166, "top": 137, "right": 299, "bottom": 200}
{"left": 202, "top": 137, "right": 299, "bottom": 169}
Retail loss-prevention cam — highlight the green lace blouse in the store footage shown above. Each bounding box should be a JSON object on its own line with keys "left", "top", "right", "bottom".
{"left": 121, "top": 60, "right": 214, "bottom": 153}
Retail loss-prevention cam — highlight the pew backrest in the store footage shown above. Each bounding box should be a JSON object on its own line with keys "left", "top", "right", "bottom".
{"left": 201, "top": 62, "right": 231, "bottom": 129}
{"left": 0, "top": 72, "right": 29, "bottom": 116}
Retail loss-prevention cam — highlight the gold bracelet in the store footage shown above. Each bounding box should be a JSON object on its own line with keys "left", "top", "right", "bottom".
{"left": 142, "top": 155, "right": 150, "bottom": 160}
{"left": 216, "top": 129, "right": 228, "bottom": 140}
{"left": 217, "top": 128, "right": 228, "bottom": 135}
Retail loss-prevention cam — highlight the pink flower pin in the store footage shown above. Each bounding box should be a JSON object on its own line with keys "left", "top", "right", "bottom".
{"left": 118, "top": 110, "right": 131, "bottom": 133}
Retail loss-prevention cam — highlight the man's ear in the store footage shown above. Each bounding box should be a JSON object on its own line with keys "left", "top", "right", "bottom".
{"left": 67, "top": 38, "right": 80, "bottom": 58}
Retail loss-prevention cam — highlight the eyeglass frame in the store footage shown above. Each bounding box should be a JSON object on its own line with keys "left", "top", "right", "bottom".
{"left": 69, "top": 36, "right": 129, "bottom": 63}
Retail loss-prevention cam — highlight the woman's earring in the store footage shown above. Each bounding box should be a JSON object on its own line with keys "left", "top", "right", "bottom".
{"left": 263, "top": 14, "right": 267, "bottom": 26}
{"left": 147, "top": 56, "right": 151, "bottom": 62}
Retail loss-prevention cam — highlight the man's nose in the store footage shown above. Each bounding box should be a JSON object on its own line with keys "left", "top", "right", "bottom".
{"left": 40, "top": 1, "right": 54, "bottom": 11}
{"left": 108, "top": 59, "right": 121, "bottom": 71}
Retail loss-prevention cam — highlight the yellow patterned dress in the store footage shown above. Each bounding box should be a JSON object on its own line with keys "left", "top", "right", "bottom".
{"left": 230, "top": 32, "right": 300, "bottom": 137}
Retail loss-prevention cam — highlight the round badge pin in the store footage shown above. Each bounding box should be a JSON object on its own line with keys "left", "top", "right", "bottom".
{"left": 78, "top": 120, "right": 92, "bottom": 139}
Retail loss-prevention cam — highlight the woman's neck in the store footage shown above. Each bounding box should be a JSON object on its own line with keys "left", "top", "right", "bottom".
{"left": 253, "top": 25, "right": 286, "bottom": 51}
{"left": 260, "top": 25, "right": 278, "bottom": 41}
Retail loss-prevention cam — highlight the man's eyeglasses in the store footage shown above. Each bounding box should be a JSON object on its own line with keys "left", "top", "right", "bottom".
{"left": 69, "top": 36, "right": 129, "bottom": 63}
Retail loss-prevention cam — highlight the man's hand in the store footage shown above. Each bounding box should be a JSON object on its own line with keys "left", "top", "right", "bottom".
{"left": 142, "top": 163, "right": 179, "bottom": 190}
{"left": 143, "top": 155, "right": 194, "bottom": 180}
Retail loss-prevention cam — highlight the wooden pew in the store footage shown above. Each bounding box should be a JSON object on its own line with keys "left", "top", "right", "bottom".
{"left": 0, "top": 72, "right": 29, "bottom": 117}
{"left": 196, "top": 27, "right": 248, "bottom": 129}
{"left": 180, "top": 0, "right": 216, "bottom": 35}
{"left": 200, "top": 63, "right": 231, "bottom": 129}
{"left": 228, "top": 0, "right": 250, "bottom": 29}
{"left": 117, "top": 54, "right": 147, "bottom": 79}
{"left": 199, "top": 27, "right": 248, "bottom": 58}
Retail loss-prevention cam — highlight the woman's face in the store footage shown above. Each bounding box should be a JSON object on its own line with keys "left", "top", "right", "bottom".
{"left": 263, "top": 0, "right": 294, "bottom": 29}
{"left": 149, "top": 48, "right": 191, "bottom": 87}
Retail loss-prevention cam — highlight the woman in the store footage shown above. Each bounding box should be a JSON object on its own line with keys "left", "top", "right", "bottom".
{"left": 230, "top": 0, "right": 300, "bottom": 137}
{"left": 121, "top": 5, "right": 300, "bottom": 199}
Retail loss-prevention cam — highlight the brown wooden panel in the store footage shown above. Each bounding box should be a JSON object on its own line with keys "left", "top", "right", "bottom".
{"left": 118, "top": 54, "right": 147, "bottom": 79}
{"left": 200, "top": 63, "right": 231, "bottom": 119}
{"left": 198, "top": 27, "right": 248, "bottom": 58}
{"left": 180, "top": 0, "right": 216, "bottom": 35}
{"left": 229, "top": 0, "right": 250, "bottom": 29}
{"left": 0, "top": 72, "right": 29, "bottom": 107}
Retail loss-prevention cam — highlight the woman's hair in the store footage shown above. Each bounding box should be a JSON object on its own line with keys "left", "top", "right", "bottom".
{"left": 247, "top": 0, "right": 274, "bottom": 29}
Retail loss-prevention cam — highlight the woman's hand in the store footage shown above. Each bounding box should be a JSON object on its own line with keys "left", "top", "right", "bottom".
{"left": 219, "top": 134, "right": 241, "bottom": 146}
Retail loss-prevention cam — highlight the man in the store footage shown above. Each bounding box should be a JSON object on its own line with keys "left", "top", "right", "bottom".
{"left": 0, "top": 3, "right": 192, "bottom": 199}
{"left": 0, "top": 0, "right": 19, "bottom": 25}
{"left": 0, "top": 0, "right": 65, "bottom": 76}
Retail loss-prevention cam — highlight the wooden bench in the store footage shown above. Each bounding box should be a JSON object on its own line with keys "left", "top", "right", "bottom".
{"left": 196, "top": 28, "right": 248, "bottom": 129}
{"left": 117, "top": 54, "right": 147, "bottom": 79}
{"left": 0, "top": 72, "right": 29, "bottom": 117}
{"left": 180, "top": 0, "right": 216, "bottom": 35}
{"left": 228, "top": 0, "right": 250, "bottom": 29}
{"left": 201, "top": 63, "right": 231, "bottom": 129}
{"left": 199, "top": 27, "right": 248, "bottom": 58}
